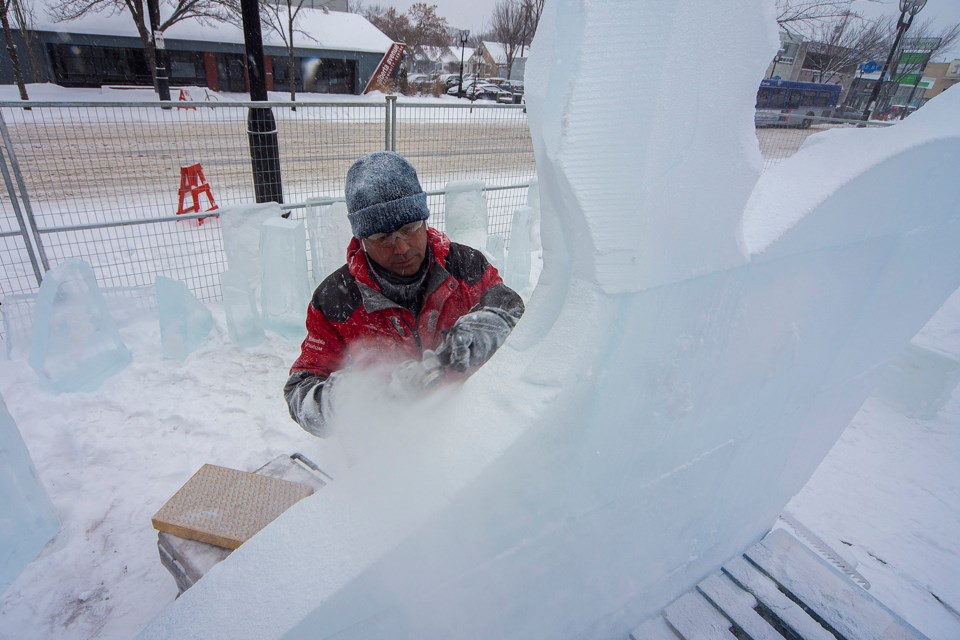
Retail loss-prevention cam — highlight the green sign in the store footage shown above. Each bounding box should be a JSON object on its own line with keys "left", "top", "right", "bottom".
{"left": 898, "top": 52, "right": 929, "bottom": 65}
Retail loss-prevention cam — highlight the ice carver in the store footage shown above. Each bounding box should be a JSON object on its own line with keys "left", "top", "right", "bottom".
{"left": 284, "top": 151, "right": 524, "bottom": 436}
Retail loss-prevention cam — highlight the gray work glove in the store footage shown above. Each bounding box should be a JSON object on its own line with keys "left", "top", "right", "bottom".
{"left": 438, "top": 307, "right": 516, "bottom": 373}
{"left": 388, "top": 350, "right": 445, "bottom": 398}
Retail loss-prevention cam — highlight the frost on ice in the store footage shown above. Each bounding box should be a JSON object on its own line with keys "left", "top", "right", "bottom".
{"left": 155, "top": 275, "right": 214, "bottom": 360}
{"left": 443, "top": 180, "right": 488, "bottom": 250}
{"left": 306, "top": 200, "right": 353, "bottom": 288}
{"left": 139, "top": 0, "right": 960, "bottom": 638}
{"left": 260, "top": 216, "right": 310, "bottom": 340}
{"left": 0, "top": 392, "right": 59, "bottom": 595}
{"left": 28, "top": 259, "right": 131, "bottom": 393}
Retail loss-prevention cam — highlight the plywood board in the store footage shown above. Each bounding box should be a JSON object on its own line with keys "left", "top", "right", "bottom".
{"left": 152, "top": 464, "right": 314, "bottom": 550}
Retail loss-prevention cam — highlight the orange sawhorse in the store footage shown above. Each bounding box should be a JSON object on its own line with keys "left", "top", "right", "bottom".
{"left": 177, "top": 89, "right": 196, "bottom": 110}
{"left": 177, "top": 163, "right": 218, "bottom": 225}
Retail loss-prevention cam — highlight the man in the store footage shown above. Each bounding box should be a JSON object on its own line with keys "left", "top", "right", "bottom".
{"left": 284, "top": 151, "right": 525, "bottom": 436}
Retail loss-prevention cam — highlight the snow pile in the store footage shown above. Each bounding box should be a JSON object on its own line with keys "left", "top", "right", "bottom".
{"left": 135, "top": 2, "right": 960, "bottom": 640}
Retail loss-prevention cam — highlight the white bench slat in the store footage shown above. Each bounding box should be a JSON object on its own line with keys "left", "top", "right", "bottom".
{"left": 697, "top": 573, "right": 783, "bottom": 640}
{"left": 663, "top": 591, "right": 738, "bottom": 639}
{"left": 745, "top": 529, "right": 927, "bottom": 640}
{"left": 630, "top": 614, "right": 681, "bottom": 640}
{"left": 723, "top": 556, "right": 835, "bottom": 640}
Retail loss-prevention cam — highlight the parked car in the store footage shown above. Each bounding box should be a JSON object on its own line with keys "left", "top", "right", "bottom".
{"left": 483, "top": 77, "right": 511, "bottom": 89}
{"left": 829, "top": 105, "right": 863, "bottom": 122}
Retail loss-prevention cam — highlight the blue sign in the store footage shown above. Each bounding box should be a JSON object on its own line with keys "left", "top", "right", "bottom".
{"left": 860, "top": 60, "right": 881, "bottom": 74}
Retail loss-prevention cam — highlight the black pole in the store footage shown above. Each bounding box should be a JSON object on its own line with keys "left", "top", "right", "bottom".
{"left": 900, "top": 50, "right": 931, "bottom": 119}
{"left": 146, "top": 0, "right": 171, "bottom": 103}
{"left": 458, "top": 47, "right": 465, "bottom": 97}
{"left": 862, "top": 8, "right": 915, "bottom": 122}
{"left": 239, "top": 0, "right": 283, "bottom": 203}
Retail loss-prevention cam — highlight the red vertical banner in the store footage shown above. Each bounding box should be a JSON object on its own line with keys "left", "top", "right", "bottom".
{"left": 363, "top": 43, "right": 407, "bottom": 94}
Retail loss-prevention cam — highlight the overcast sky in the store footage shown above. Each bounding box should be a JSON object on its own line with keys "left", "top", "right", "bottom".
{"left": 377, "top": 0, "right": 960, "bottom": 58}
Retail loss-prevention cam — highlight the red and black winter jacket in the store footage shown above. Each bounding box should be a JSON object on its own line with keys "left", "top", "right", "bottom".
{"left": 284, "top": 227, "right": 524, "bottom": 432}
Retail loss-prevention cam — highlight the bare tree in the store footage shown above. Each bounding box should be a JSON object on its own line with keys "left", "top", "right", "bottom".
{"left": 0, "top": 0, "right": 28, "bottom": 100}
{"left": 365, "top": 4, "right": 409, "bottom": 42}
{"left": 776, "top": 0, "right": 867, "bottom": 35}
{"left": 52, "top": 0, "right": 233, "bottom": 92}
{"left": 259, "top": 0, "right": 317, "bottom": 105}
{"left": 802, "top": 12, "right": 890, "bottom": 84}
{"left": 518, "top": 0, "right": 543, "bottom": 53}
{"left": 11, "top": 0, "right": 42, "bottom": 80}
{"left": 365, "top": 3, "right": 448, "bottom": 71}
{"left": 489, "top": 0, "right": 524, "bottom": 78}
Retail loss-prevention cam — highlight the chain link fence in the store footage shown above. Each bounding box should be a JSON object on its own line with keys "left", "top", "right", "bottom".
{"left": 0, "top": 98, "right": 891, "bottom": 350}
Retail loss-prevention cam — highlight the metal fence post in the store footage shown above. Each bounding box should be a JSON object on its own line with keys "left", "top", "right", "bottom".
{"left": 384, "top": 95, "right": 392, "bottom": 151}
{"left": 383, "top": 95, "right": 398, "bottom": 151}
{"left": 390, "top": 96, "right": 398, "bottom": 152}
{"left": 0, "top": 110, "right": 47, "bottom": 284}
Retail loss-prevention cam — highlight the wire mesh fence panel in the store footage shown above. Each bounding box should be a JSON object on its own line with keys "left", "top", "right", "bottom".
{"left": 393, "top": 103, "right": 536, "bottom": 242}
{"left": 755, "top": 115, "right": 891, "bottom": 170}
{"left": 0, "top": 101, "right": 389, "bottom": 230}
{"left": 0, "top": 130, "right": 42, "bottom": 293}
{"left": 0, "top": 99, "right": 538, "bottom": 311}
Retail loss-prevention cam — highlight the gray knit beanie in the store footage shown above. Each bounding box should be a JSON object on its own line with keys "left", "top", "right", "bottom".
{"left": 345, "top": 152, "right": 429, "bottom": 238}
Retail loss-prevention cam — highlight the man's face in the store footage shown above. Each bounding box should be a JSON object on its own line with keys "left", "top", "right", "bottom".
{"left": 362, "top": 221, "right": 428, "bottom": 277}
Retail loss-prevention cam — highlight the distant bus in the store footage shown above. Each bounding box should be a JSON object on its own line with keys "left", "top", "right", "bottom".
{"left": 755, "top": 79, "right": 842, "bottom": 128}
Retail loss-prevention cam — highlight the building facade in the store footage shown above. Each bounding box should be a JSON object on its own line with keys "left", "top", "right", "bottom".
{"left": 0, "top": 7, "right": 390, "bottom": 95}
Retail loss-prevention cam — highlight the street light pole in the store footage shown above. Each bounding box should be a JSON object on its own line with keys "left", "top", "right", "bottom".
{"left": 458, "top": 30, "right": 470, "bottom": 99}
{"left": 861, "top": 0, "right": 926, "bottom": 122}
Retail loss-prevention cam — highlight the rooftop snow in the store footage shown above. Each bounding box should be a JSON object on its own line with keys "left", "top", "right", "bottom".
{"left": 33, "top": 6, "right": 393, "bottom": 54}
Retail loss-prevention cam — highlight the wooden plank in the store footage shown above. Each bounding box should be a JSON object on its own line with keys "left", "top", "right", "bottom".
{"left": 697, "top": 573, "right": 783, "bottom": 640}
{"left": 664, "top": 591, "right": 738, "bottom": 640}
{"left": 630, "top": 615, "right": 681, "bottom": 640}
{"left": 745, "top": 529, "right": 928, "bottom": 640}
{"left": 723, "top": 556, "right": 835, "bottom": 640}
{"left": 152, "top": 464, "right": 314, "bottom": 550}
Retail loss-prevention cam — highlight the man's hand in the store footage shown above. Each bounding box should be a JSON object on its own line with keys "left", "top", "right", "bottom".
{"left": 438, "top": 307, "right": 516, "bottom": 373}
{"left": 388, "top": 350, "right": 445, "bottom": 398}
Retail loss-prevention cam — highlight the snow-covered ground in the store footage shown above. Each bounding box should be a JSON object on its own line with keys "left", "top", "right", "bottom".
{"left": 1, "top": 84, "right": 959, "bottom": 639}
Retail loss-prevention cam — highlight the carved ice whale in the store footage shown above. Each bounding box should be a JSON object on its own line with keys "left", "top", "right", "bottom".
{"left": 139, "top": 1, "right": 960, "bottom": 638}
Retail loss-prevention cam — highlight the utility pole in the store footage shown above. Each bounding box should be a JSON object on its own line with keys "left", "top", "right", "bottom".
{"left": 862, "top": 0, "right": 926, "bottom": 122}
{"left": 240, "top": 0, "right": 284, "bottom": 203}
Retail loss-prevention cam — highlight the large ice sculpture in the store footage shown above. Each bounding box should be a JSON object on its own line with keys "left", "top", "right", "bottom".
{"left": 138, "top": 2, "right": 960, "bottom": 638}
{"left": 443, "top": 180, "right": 488, "bottom": 250}
{"left": 220, "top": 270, "right": 265, "bottom": 348}
{"left": 155, "top": 276, "right": 214, "bottom": 360}
{"left": 306, "top": 200, "right": 353, "bottom": 286}
{"left": 0, "top": 392, "right": 59, "bottom": 595}
{"left": 29, "top": 259, "right": 131, "bottom": 393}
{"left": 260, "top": 217, "right": 310, "bottom": 340}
